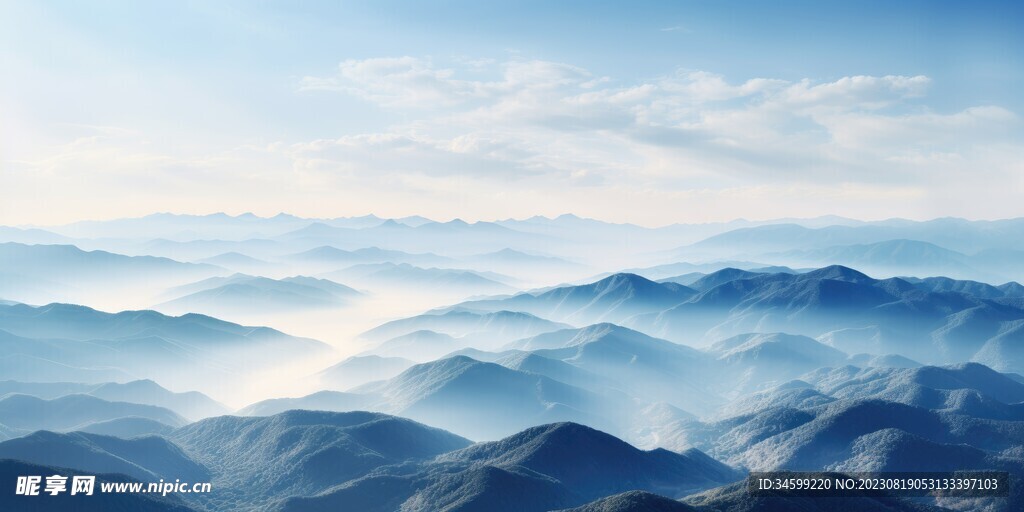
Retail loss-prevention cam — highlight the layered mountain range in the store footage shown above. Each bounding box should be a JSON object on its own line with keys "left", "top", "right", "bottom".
{"left": 2, "top": 213, "right": 1023, "bottom": 510}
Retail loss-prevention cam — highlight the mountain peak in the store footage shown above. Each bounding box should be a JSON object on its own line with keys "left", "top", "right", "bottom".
{"left": 439, "top": 421, "right": 738, "bottom": 500}
{"left": 397, "top": 355, "right": 483, "bottom": 379}
{"left": 690, "top": 268, "right": 762, "bottom": 291}
{"left": 444, "top": 422, "right": 628, "bottom": 464}
{"left": 594, "top": 272, "right": 657, "bottom": 288}
{"left": 801, "top": 265, "right": 874, "bottom": 283}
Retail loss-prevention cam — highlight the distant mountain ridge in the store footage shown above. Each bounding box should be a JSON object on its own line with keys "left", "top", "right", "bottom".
{"left": 286, "top": 246, "right": 454, "bottom": 272}
{"left": 450, "top": 273, "right": 697, "bottom": 325}
{"left": 0, "top": 379, "right": 229, "bottom": 420}
{"left": 323, "top": 262, "right": 516, "bottom": 298}
{"left": 623, "top": 265, "right": 1024, "bottom": 371}
{"left": 156, "top": 273, "right": 362, "bottom": 314}
{"left": 361, "top": 309, "right": 569, "bottom": 348}
{"left": 0, "top": 242, "right": 225, "bottom": 305}
{"left": 4, "top": 212, "right": 1024, "bottom": 510}
{"left": 678, "top": 219, "right": 1024, "bottom": 282}
{"left": 0, "top": 302, "right": 332, "bottom": 395}
{"left": 0, "top": 393, "right": 187, "bottom": 432}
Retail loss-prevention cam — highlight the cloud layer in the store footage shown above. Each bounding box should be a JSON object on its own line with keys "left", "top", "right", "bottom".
{"left": 5, "top": 57, "right": 1021, "bottom": 225}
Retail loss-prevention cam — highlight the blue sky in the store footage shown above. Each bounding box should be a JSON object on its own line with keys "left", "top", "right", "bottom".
{"left": 1, "top": 0, "right": 1022, "bottom": 225}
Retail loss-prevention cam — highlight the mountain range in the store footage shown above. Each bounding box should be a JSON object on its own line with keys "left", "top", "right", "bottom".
{"left": 156, "top": 274, "right": 362, "bottom": 315}
{"left": 353, "top": 356, "right": 612, "bottom": 441}
{"left": 274, "top": 421, "right": 740, "bottom": 512}
{"left": 0, "top": 302, "right": 332, "bottom": 396}
{"left": 5, "top": 212, "right": 1024, "bottom": 510}
{"left": 0, "top": 242, "right": 224, "bottom": 306}
{"left": 313, "top": 355, "right": 417, "bottom": 390}
{"left": 361, "top": 310, "right": 570, "bottom": 350}
{"left": 322, "top": 262, "right": 516, "bottom": 298}
{"left": 451, "top": 273, "right": 697, "bottom": 326}
{"left": 621, "top": 266, "right": 1024, "bottom": 371}
{"left": 0, "top": 393, "right": 186, "bottom": 432}
{"left": 171, "top": 410, "right": 471, "bottom": 510}
{"left": 287, "top": 246, "right": 454, "bottom": 269}
{"left": 0, "top": 379, "right": 229, "bottom": 420}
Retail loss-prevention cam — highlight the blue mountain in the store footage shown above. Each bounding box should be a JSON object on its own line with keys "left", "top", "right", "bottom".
{"left": 84, "top": 380, "right": 230, "bottom": 421}
{"left": 714, "top": 382, "right": 836, "bottom": 419}
{"left": 683, "top": 218, "right": 1024, "bottom": 255}
{"left": 439, "top": 422, "right": 741, "bottom": 499}
{"left": 170, "top": 410, "right": 470, "bottom": 508}
{"left": 0, "top": 302, "right": 326, "bottom": 350}
{"left": 157, "top": 274, "right": 362, "bottom": 314}
{"left": 626, "top": 265, "right": 1024, "bottom": 371}
{"left": 708, "top": 333, "right": 848, "bottom": 393}
{"left": 0, "top": 379, "right": 228, "bottom": 421}
{"left": 452, "top": 273, "right": 697, "bottom": 325}
{"left": 519, "top": 324, "right": 722, "bottom": 414}
{"left": 288, "top": 245, "right": 452, "bottom": 267}
{"left": 314, "top": 355, "right": 416, "bottom": 389}
{"left": 802, "top": 363, "right": 1024, "bottom": 420}
{"left": 737, "top": 399, "right": 1024, "bottom": 471}
{"left": 355, "top": 356, "right": 611, "bottom": 441}
{"left": 688, "top": 268, "right": 764, "bottom": 292}
{"left": 236, "top": 390, "right": 372, "bottom": 416}
{"left": 493, "top": 352, "right": 606, "bottom": 391}
{"left": 77, "top": 417, "right": 177, "bottom": 438}
{"left": 323, "top": 262, "right": 516, "bottom": 296}
{"left": 0, "top": 394, "right": 186, "bottom": 432}
{"left": 361, "top": 330, "right": 465, "bottom": 362}
{"left": 0, "top": 302, "right": 332, "bottom": 390}
{"left": 275, "top": 422, "right": 739, "bottom": 512}
{"left": 0, "top": 242, "right": 222, "bottom": 304}
{"left": 360, "top": 310, "right": 569, "bottom": 347}
{"left": 0, "top": 431, "right": 209, "bottom": 482}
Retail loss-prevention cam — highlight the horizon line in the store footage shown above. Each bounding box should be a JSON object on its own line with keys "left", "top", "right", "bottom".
{"left": 11, "top": 211, "right": 1024, "bottom": 231}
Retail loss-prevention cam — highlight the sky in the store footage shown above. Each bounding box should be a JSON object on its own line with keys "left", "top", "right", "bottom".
{"left": 1, "top": 0, "right": 1022, "bottom": 226}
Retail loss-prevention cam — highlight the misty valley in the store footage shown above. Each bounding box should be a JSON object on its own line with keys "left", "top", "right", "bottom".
{"left": 2, "top": 213, "right": 1024, "bottom": 511}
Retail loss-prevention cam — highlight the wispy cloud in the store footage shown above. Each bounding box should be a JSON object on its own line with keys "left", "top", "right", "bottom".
{"left": 296, "top": 58, "right": 1013, "bottom": 188}
{"left": 5, "top": 56, "right": 1021, "bottom": 225}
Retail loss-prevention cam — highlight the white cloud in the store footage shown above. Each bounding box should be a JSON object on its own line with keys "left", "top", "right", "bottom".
{"left": 777, "top": 75, "right": 931, "bottom": 109}
{"left": 4, "top": 57, "right": 1020, "bottom": 225}
{"left": 298, "top": 57, "right": 593, "bottom": 109}
{"left": 289, "top": 59, "right": 1023, "bottom": 219}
